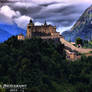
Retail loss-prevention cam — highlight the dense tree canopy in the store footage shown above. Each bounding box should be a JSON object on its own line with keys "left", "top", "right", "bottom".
{"left": 0, "top": 36, "right": 92, "bottom": 92}
{"left": 76, "top": 37, "right": 83, "bottom": 45}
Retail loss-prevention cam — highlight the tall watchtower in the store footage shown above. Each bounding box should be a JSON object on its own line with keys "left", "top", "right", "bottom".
{"left": 26, "top": 19, "right": 34, "bottom": 38}
{"left": 29, "top": 19, "right": 34, "bottom": 26}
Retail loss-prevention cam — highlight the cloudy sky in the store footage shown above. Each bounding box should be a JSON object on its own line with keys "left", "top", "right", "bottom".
{"left": 0, "top": 0, "right": 92, "bottom": 33}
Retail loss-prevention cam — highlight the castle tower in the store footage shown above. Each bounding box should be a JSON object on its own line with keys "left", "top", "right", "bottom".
{"left": 26, "top": 19, "right": 34, "bottom": 38}
{"left": 29, "top": 19, "right": 34, "bottom": 26}
{"left": 44, "top": 20, "right": 47, "bottom": 26}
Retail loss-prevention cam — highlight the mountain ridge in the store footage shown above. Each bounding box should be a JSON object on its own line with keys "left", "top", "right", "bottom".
{"left": 62, "top": 5, "right": 92, "bottom": 41}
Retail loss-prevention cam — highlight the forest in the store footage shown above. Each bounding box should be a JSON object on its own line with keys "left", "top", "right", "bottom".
{"left": 0, "top": 36, "right": 92, "bottom": 92}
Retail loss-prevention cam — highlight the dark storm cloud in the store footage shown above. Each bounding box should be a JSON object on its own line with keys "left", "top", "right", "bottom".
{"left": 39, "top": 2, "right": 59, "bottom": 7}
{"left": 12, "top": 6, "right": 42, "bottom": 15}
{"left": 14, "top": 3, "right": 77, "bottom": 25}
{"left": 0, "top": 0, "right": 92, "bottom": 32}
{"left": 28, "top": 4, "right": 82, "bottom": 27}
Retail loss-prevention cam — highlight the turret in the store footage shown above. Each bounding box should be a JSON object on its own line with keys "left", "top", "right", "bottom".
{"left": 26, "top": 19, "right": 33, "bottom": 38}
{"left": 44, "top": 20, "right": 47, "bottom": 26}
{"left": 29, "top": 19, "right": 34, "bottom": 26}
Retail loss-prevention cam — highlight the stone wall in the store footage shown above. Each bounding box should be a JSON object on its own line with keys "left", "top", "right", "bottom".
{"left": 26, "top": 25, "right": 59, "bottom": 38}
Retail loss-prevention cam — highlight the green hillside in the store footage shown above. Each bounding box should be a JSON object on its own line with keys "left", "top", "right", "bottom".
{"left": 0, "top": 37, "right": 92, "bottom": 92}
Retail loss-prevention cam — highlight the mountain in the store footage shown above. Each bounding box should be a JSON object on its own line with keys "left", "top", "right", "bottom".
{"left": 62, "top": 5, "right": 92, "bottom": 42}
{"left": 0, "top": 23, "right": 26, "bottom": 42}
{"left": 0, "top": 28, "right": 11, "bottom": 42}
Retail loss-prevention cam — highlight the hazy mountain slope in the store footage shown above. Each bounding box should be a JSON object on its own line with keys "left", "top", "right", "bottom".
{"left": 0, "top": 28, "right": 11, "bottom": 42}
{"left": 62, "top": 5, "right": 92, "bottom": 41}
{"left": 0, "top": 23, "right": 26, "bottom": 42}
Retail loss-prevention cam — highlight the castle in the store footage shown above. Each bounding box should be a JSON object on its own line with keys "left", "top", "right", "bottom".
{"left": 17, "top": 20, "right": 80, "bottom": 61}
{"left": 18, "top": 20, "right": 61, "bottom": 40}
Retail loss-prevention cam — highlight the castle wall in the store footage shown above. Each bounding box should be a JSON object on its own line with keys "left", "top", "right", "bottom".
{"left": 26, "top": 20, "right": 59, "bottom": 39}
{"left": 28, "top": 25, "right": 57, "bottom": 37}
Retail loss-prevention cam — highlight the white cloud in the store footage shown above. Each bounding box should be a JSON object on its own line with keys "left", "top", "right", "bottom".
{"left": 14, "top": 2, "right": 37, "bottom": 8}
{"left": 16, "top": 11, "right": 21, "bottom": 17}
{"left": 35, "top": 22, "right": 43, "bottom": 25}
{"left": 10, "top": 0, "right": 92, "bottom": 4}
{"left": 34, "top": 21, "right": 53, "bottom": 26}
{"left": 0, "top": 5, "right": 32, "bottom": 29}
{"left": 14, "top": 15, "right": 32, "bottom": 29}
{"left": 57, "top": 24, "right": 74, "bottom": 33}
{"left": 37, "top": 0, "right": 92, "bottom": 4}
{"left": 0, "top": 6, "right": 19, "bottom": 18}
